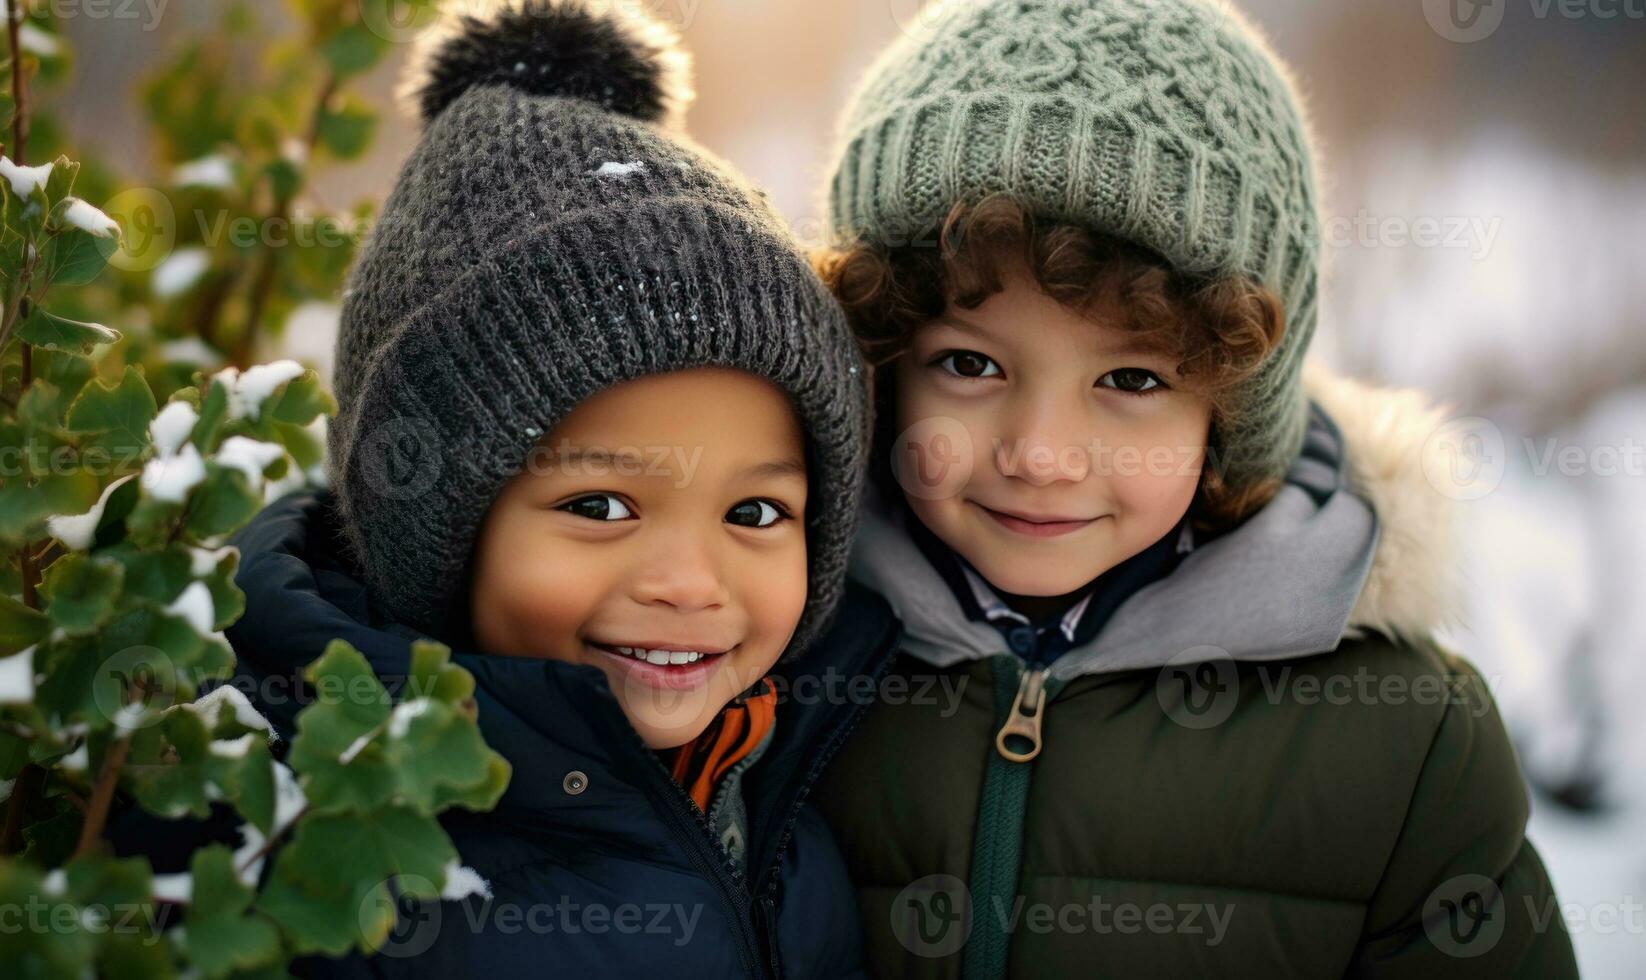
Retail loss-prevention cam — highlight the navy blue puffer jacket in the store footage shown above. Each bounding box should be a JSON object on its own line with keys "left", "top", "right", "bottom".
{"left": 121, "top": 489, "right": 900, "bottom": 979}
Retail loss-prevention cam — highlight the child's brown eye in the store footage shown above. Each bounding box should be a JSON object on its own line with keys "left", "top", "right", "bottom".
{"left": 560, "top": 494, "right": 633, "bottom": 521}
{"left": 1098, "top": 368, "right": 1165, "bottom": 394}
{"left": 726, "top": 499, "right": 787, "bottom": 528}
{"left": 936, "top": 350, "right": 1002, "bottom": 379}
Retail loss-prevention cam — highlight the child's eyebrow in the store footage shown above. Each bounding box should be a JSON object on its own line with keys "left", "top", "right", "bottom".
{"left": 740, "top": 458, "right": 807, "bottom": 482}
{"left": 930, "top": 312, "right": 999, "bottom": 341}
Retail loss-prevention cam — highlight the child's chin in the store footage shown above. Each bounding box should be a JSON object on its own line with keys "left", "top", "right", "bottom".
{"left": 627, "top": 713, "right": 714, "bottom": 750}
{"left": 963, "top": 550, "right": 1113, "bottom": 598}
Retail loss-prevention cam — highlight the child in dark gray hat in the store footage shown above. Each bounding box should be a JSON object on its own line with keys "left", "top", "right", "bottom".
{"left": 190, "top": 1, "right": 888, "bottom": 975}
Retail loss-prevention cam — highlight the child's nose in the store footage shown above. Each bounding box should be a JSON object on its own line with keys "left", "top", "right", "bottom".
{"left": 628, "top": 537, "right": 729, "bottom": 612}
{"left": 996, "top": 400, "right": 1092, "bottom": 486}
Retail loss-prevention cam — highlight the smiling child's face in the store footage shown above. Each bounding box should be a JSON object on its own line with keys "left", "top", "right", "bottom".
{"left": 892, "top": 265, "right": 1213, "bottom": 600}
{"left": 469, "top": 368, "right": 809, "bottom": 749}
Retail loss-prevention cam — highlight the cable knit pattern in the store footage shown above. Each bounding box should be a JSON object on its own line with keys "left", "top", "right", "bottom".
{"left": 329, "top": 1, "right": 869, "bottom": 652}
{"left": 825, "top": 0, "right": 1324, "bottom": 493}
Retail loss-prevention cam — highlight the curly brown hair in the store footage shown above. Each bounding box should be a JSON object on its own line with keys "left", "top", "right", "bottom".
{"left": 815, "top": 194, "right": 1289, "bottom": 533}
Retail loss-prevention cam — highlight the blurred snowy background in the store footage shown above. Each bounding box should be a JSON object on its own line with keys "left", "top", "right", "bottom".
{"left": 52, "top": 0, "right": 1646, "bottom": 974}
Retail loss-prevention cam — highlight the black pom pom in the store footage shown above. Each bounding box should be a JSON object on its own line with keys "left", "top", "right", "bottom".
{"left": 401, "top": 0, "right": 692, "bottom": 128}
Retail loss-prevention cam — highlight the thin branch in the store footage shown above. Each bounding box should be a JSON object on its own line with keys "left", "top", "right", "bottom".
{"left": 232, "top": 69, "right": 338, "bottom": 367}
{"left": 72, "top": 734, "right": 131, "bottom": 858}
{"left": 7, "top": 0, "right": 26, "bottom": 165}
{"left": 235, "top": 803, "right": 310, "bottom": 879}
{"left": 0, "top": 764, "right": 43, "bottom": 854}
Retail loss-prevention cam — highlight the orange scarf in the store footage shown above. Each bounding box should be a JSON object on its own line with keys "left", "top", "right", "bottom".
{"left": 667, "top": 682, "right": 778, "bottom": 812}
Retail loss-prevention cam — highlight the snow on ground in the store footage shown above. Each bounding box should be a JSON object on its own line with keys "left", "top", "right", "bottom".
{"left": 1329, "top": 131, "right": 1646, "bottom": 977}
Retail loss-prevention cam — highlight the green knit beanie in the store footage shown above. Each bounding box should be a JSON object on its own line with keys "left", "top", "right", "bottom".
{"left": 825, "top": 0, "right": 1323, "bottom": 495}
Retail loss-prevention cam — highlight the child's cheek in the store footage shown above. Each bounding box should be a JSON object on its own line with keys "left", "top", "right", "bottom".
{"left": 890, "top": 377, "right": 989, "bottom": 503}
{"left": 473, "top": 537, "right": 604, "bottom": 661}
{"left": 1100, "top": 406, "right": 1209, "bottom": 532}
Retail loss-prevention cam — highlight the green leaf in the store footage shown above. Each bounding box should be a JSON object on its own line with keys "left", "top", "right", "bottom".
{"left": 190, "top": 380, "right": 229, "bottom": 454}
{"left": 44, "top": 155, "right": 82, "bottom": 206}
{"left": 182, "top": 846, "right": 283, "bottom": 978}
{"left": 181, "top": 465, "right": 262, "bottom": 540}
{"left": 265, "top": 156, "right": 303, "bottom": 205}
{"left": 287, "top": 641, "right": 394, "bottom": 814}
{"left": 41, "top": 226, "right": 120, "bottom": 286}
{"left": 264, "top": 370, "right": 336, "bottom": 427}
{"left": 111, "top": 546, "right": 193, "bottom": 607}
{"left": 17, "top": 308, "right": 120, "bottom": 356}
{"left": 0, "top": 593, "right": 50, "bottom": 656}
{"left": 289, "top": 640, "right": 509, "bottom": 817}
{"left": 36, "top": 347, "right": 95, "bottom": 421}
{"left": 0, "top": 860, "right": 98, "bottom": 975}
{"left": 126, "top": 707, "right": 216, "bottom": 820}
{"left": 65, "top": 365, "right": 157, "bottom": 462}
{"left": 0, "top": 462, "right": 99, "bottom": 549}
{"left": 257, "top": 807, "right": 454, "bottom": 955}
{"left": 39, "top": 553, "right": 125, "bottom": 634}
{"left": 271, "top": 419, "right": 323, "bottom": 470}
{"left": 316, "top": 97, "right": 378, "bottom": 161}
{"left": 319, "top": 23, "right": 392, "bottom": 78}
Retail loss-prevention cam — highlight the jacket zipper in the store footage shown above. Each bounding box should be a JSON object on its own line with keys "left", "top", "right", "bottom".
{"left": 605, "top": 613, "right": 904, "bottom": 980}
{"left": 617, "top": 719, "right": 766, "bottom": 979}
{"left": 961, "top": 657, "right": 1057, "bottom": 980}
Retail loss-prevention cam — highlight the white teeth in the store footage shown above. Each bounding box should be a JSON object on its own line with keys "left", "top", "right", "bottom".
{"left": 609, "top": 645, "right": 707, "bottom": 665}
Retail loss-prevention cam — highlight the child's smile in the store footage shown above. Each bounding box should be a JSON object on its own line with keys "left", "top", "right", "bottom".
{"left": 585, "top": 641, "right": 736, "bottom": 692}
{"left": 968, "top": 500, "right": 1109, "bottom": 538}
{"left": 469, "top": 368, "right": 811, "bottom": 748}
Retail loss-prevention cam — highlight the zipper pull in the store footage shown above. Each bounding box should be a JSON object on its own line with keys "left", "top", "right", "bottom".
{"left": 995, "top": 666, "right": 1049, "bottom": 762}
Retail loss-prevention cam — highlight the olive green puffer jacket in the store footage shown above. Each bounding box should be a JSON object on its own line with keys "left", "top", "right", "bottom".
{"left": 815, "top": 369, "right": 1578, "bottom": 979}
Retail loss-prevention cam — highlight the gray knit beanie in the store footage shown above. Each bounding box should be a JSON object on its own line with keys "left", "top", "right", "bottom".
{"left": 328, "top": 0, "right": 869, "bottom": 653}
{"left": 825, "top": 0, "right": 1323, "bottom": 495}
